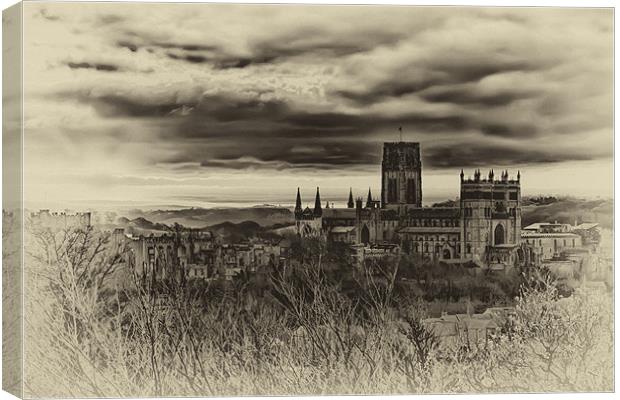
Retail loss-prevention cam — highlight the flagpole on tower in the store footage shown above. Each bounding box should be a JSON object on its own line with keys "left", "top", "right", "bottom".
{"left": 399, "top": 126, "right": 402, "bottom": 142}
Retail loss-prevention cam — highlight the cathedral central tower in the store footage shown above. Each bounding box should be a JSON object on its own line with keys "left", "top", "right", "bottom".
{"left": 381, "top": 142, "right": 422, "bottom": 209}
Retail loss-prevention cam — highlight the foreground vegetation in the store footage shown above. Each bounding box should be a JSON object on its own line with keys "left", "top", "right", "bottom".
{"left": 23, "top": 227, "right": 613, "bottom": 396}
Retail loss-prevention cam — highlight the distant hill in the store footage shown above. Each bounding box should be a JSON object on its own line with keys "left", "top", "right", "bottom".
{"left": 209, "top": 220, "right": 261, "bottom": 242}
{"left": 110, "top": 212, "right": 294, "bottom": 243}
{"left": 111, "top": 216, "right": 170, "bottom": 236}
{"left": 108, "top": 198, "right": 611, "bottom": 240}
{"left": 431, "top": 196, "right": 612, "bottom": 229}
{"left": 521, "top": 197, "right": 612, "bottom": 229}
{"left": 123, "top": 206, "right": 293, "bottom": 228}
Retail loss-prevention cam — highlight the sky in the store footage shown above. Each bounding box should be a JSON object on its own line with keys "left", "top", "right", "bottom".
{"left": 21, "top": 3, "right": 613, "bottom": 209}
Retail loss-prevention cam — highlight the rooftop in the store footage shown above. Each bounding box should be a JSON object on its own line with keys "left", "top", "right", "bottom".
{"left": 405, "top": 207, "right": 460, "bottom": 218}
{"left": 574, "top": 222, "right": 599, "bottom": 230}
{"left": 322, "top": 208, "right": 356, "bottom": 219}
{"left": 521, "top": 231, "right": 580, "bottom": 238}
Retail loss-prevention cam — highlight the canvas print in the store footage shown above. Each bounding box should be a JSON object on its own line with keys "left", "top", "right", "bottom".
{"left": 2, "top": 2, "right": 614, "bottom": 397}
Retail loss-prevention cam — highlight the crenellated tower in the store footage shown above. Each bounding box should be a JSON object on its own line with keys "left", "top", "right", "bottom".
{"left": 460, "top": 169, "right": 522, "bottom": 262}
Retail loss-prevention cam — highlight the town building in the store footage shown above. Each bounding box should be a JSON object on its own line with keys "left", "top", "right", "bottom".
{"left": 216, "top": 242, "right": 283, "bottom": 280}
{"left": 521, "top": 231, "right": 582, "bottom": 261}
{"left": 113, "top": 228, "right": 285, "bottom": 283}
{"left": 294, "top": 142, "right": 526, "bottom": 270}
{"left": 423, "top": 307, "right": 514, "bottom": 350}
{"left": 29, "top": 209, "right": 91, "bottom": 231}
{"left": 115, "top": 228, "right": 217, "bottom": 281}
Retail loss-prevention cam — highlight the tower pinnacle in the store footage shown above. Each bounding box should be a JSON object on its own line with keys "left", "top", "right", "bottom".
{"left": 347, "top": 187, "right": 354, "bottom": 208}
{"left": 295, "top": 187, "right": 302, "bottom": 216}
{"left": 313, "top": 187, "right": 322, "bottom": 217}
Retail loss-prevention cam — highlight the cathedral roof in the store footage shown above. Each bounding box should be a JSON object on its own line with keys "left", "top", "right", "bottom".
{"left": 322, "top": 208, "right": 356, "bottom": 219}
{"left": 398, "top": 226, "right": 460, "bottom": 234}
{"left": 405, "top": 207, "right": 460, "bottom": 218}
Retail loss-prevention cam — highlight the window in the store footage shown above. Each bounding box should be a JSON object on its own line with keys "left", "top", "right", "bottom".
{"left": 388, "top": 178, "right": 398, "bottom": 203}
{"left": 406, "top": 178, "right": 417, "bottom": 203}
{"left": 466, "top": 244, "right": 472, "bottom": 254}
{"left": 424, "top": 243, "right": 429, "bottom": 253}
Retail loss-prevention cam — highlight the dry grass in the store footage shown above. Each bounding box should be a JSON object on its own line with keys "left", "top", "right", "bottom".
{"left": 22, "top": 226, "right": 613, "bottom": 397}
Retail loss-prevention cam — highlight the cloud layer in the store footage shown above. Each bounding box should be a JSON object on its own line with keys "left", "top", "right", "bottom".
{"left": 22, "top": 4, "right": 613, "bottom": 204}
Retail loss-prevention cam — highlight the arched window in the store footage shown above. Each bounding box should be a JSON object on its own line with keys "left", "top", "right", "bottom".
{"left": 466, "top": 244, "right": 472, "bottom": 254}
{"left": 494, "top": 224, "right": 505, "bottom": 245}
{"left": 361, "top": 225, "right": 370, "bottom": 244}
{"left": 424, "top": 243, "right": 429, "bottom": 253}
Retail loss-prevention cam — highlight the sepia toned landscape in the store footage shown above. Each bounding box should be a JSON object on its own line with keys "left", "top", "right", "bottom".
{"left": 2, "top": 2, "right": 614, "bottom": 397}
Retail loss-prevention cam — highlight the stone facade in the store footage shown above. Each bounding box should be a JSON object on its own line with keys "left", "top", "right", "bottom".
{"left": 294, "top": 142, "right": 525, "bottom": 269}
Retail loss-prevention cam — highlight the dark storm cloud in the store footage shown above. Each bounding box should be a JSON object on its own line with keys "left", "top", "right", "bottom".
{"left": 115, "top": 26, "right": 402, "bottom": 69}
{"left": 153, "top": 42, "right": 219, "bottom": 52}
{"left": 169, "top": 140, "right": 381, "bottom": 171}
{"left": 49, "top": 4, "right": 611, "bottom": 176}
{"left": 96, "top": 14, "right": 125, "bottom": 25}
{"left": 65, "top": 62, "right": 121, "bottom": 72}
{"left": 424, "top": 144, "right": 602, "bottom": 169}
{"left": 55, "top": 91, "right": 189, "bottom": 117}
{"left": 117, "top": 41, "right": 138, "bottom": 52}
{"left": 55, "top": 87, "right": 563, "bottom": 171}
{"left": 421, "top": 85, "right": 539, "bottom": 107}
{"left": 479, "top": 123, "right": 538, "bottom": 138}
{"left": 335, "top": 59, "right": 539, "bottom": 106}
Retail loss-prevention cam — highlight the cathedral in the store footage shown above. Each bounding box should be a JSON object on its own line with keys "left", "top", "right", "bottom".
{"left": 294, "top": 142, "right": 525, "bottom": 269}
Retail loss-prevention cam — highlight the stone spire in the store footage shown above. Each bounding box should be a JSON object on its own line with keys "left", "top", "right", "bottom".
{"left": 313, "top": 187, "right": 322, "bottom": 217}
{"left": 366, "top": 188, "right": 373, "bottom": 207}
{"left": 347, "top": 187, "right": 354, "bottom": 208}
{"left": 325, "top": 200, "right": 330, "bottom": 209}
{"left": 295, "top": 187, "right": 302, "bottom": 216}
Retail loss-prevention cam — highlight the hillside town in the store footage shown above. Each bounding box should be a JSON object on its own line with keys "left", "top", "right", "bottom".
{"left": 27, "top": 144, "right": 611, "bottom": 353}
{"left": 29, "top": 143, "right": 611, "bottom": 291}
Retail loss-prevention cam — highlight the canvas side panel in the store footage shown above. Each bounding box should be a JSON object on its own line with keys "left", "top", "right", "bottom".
{"left": 2, "top": 2, "right": 23, "bottom": 398}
